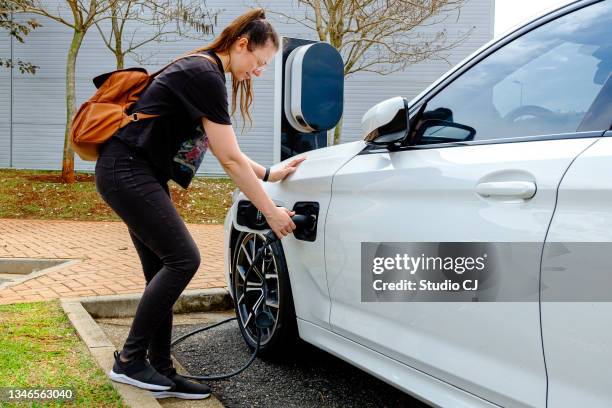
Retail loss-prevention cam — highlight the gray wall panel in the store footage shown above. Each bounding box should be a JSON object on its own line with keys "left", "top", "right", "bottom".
{"left": 0, "top": 34, "right": 9, "bottom": 122}
{"left": 0, "top": 119, "right": 8, "bottom": 167}
{"left": 0, "top": 123, "right": 8, "bottom": 167}
{"left": 11, "top": 123, "right": 64, "bottom": 169}
{"left": 6, "top": 0, "right": 493, "bottom": 174}
{"left": 0, "top": 25, "right": 10, "bottom": 166}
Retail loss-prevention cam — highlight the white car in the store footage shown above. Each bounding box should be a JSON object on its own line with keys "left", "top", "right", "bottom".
{"left": 223, "top": 1, "right": 612, "bottom": 406}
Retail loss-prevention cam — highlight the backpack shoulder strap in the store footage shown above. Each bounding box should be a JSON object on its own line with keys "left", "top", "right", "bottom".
{"left": 150, "top": 52, "right": 218, "bottom": 79}
{"left": 119, "top": 111, "right": 162, "bottom": 128}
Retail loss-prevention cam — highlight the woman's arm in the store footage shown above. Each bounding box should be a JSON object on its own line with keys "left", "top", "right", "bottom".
{"left": 245, "top": 155, "right": 266, "bottom": 180}
{"left": 202, "top": 118, "right": 296, "bottom": 238}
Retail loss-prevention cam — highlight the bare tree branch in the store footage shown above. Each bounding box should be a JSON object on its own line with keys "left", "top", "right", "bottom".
{"left": 124, "top": 29, "right": 175, "bottom": 53}
{"left": 94, "top": 0, "right": 221, "bottom": 68}
{"left": 259, "top": 1, "right": 318, "bottom": 34}
{"left": 12, "top": 0, "right": 76, "bottom": 28}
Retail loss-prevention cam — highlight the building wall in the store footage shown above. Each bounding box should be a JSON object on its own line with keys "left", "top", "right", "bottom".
{"left": 0, "top": 24, "right": 10, "bottom": 167}
{"left": 1, "top": 0, "right": 493, "bottom": 176}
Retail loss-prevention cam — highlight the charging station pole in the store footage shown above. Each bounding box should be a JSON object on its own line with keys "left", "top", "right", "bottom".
{"left": 272, "top": 37, "right": 286, "bottom": 164}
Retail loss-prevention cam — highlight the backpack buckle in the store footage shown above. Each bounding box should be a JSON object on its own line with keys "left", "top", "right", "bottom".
{"left": 131, "top": 113, "right": 138, "bottom": 122}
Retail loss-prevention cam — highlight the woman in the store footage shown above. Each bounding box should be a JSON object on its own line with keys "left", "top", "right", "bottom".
{"left": 95, "top": 8, "right": 304, "bottom": 400}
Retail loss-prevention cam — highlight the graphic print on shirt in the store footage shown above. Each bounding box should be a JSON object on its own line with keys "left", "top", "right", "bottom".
{"left": 172, "top": 124, "right": 208, "bottom": 188}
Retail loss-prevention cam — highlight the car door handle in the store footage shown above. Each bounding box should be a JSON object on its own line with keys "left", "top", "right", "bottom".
{"left": 476, "top": 181, "right": 536, "bottom": 199}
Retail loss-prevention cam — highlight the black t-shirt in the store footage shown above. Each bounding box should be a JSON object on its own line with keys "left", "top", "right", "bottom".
{"left": 115, "top": 51, "right": 231, "bottom": 186}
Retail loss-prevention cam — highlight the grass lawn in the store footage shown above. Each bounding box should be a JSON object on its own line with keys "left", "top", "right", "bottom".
{"left": 0, "top": 300, "right": 125, "bottom": 407}
{"left": 0, "top": 168, "right": 236, "bottom": 224}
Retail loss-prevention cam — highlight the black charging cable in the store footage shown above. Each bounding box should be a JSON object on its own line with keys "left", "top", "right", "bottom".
{"left": 170, "top": 214, "right": 314, "bottom": 381}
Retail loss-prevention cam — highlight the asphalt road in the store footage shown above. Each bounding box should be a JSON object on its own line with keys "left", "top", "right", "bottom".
{"left": 171, "top": 320, "right": 430, "bottom": 408}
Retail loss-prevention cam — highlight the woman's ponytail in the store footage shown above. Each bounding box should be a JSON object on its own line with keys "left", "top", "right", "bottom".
{"left": 187, "top": 8, "right": 279, "bottom": 128}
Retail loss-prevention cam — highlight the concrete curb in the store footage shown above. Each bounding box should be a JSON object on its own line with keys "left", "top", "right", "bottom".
{"left": 60, "top": 288, "right": 234, "bottom": 408}
{"left": 72, "top": 287, "right": 233, "bottom": 318}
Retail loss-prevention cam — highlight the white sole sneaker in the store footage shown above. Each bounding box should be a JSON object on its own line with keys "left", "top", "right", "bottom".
{"left": 108, "top": 370, "right": 173, "bottom": 391}
{"left": 151, "top": 390, "right": 211, "bottom": 400}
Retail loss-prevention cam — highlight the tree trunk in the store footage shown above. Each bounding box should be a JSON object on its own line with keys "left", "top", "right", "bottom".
{"left": 112, "top": 9, "right": 124, "bottom": 69}
{"left": 115, "top": 52, "right": 124, "bottom": 70}
{"left": 61, "top": 29, "right": 85, "bottom": 183}
{"left": 333, "top": 116, "right": 343, "bottom": 145}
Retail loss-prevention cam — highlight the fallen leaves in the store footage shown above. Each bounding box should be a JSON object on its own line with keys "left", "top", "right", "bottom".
{"left": 0, "top": 169, "right": 235, "bottom": 224}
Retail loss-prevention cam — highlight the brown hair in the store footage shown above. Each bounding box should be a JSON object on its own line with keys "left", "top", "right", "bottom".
{"left": 186, "top": 8, "right": 279, "bottom": 127}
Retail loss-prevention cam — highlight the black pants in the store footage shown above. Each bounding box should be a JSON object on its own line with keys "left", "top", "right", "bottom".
{"left": 95, "top": 137, "right": 201, "bottom": 376}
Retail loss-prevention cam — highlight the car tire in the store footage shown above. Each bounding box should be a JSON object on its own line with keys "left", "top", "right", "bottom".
{"left": 231, "top": 230, "right": 300, "bottom": 359}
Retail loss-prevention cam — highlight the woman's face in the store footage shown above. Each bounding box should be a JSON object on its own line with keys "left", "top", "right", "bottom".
{"left": 230, "top": 37, "right": 277, "bottom": 81}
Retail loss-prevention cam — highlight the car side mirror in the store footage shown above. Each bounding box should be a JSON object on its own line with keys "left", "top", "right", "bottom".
{"left": 414, "top": 119, "right": 476, "bottom": 145}
{"left": 361, "top": 96, "right": 410, "bottom": 145}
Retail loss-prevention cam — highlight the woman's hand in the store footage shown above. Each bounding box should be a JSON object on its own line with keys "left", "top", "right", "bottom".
{"left": 264, "top": 206, "right": 296, "bottom": 239}
{"left": 268, "top": 156, "right": 307, "bottom": 182}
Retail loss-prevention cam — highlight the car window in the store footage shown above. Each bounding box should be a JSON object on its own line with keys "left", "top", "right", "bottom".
{"left": 414, "top": 1, "right": 612, "bottom": 146}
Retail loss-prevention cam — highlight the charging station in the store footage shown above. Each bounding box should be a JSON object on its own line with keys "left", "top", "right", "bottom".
{"left": 273, "top": 37, "right": 344, "bottom": 162}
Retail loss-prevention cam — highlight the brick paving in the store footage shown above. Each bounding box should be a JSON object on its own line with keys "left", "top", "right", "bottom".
{"left": 0, "top": 219, "right": 228, "bottom": 305}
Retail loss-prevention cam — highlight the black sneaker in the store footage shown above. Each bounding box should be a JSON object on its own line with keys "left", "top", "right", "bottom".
{"left": 108, "top": 350, "right": 175, "bottom": 391}
{"left": 151, "top": 371, "right": 211, "bottom": 400}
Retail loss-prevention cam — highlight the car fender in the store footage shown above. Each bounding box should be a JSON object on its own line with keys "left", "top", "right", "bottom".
{"left": 224, "top": 140, "right": 366, "bottom": 328}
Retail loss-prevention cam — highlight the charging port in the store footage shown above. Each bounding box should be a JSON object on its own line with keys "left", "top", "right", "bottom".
{"left": 237, "top": 200, "right": 270, "bottom": 230}
{"left": 292, "top": 202, "right": 319, "bottom": 242}
{"left": 236, "top": 200, "right": 319, "bottom": 242}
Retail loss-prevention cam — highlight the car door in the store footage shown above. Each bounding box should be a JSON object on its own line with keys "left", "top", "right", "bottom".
{"left": 541, "top": 132, "right": 612, "bottom": 408}
{"left": 325, "top": 1, "right": 611, "bottom": 406}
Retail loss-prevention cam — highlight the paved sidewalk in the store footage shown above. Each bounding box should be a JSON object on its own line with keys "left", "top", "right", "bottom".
{"left": 0, "top": 219, "right": 228, "bottom": 305}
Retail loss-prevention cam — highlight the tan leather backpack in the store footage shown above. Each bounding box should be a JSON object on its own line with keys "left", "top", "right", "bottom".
{"left": 70, "top": 53, "right": 217, "bottom": 161}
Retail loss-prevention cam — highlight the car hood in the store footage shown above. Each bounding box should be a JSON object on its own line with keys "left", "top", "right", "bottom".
{"left": 272, "top": 140, "right": 367, "bottom": 183}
